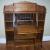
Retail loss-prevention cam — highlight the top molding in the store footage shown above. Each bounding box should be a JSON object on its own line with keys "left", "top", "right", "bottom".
{"left": 4, "top": 1, "right": 46, "bottom": 13}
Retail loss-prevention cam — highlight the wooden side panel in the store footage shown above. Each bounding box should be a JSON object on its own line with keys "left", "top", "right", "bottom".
{"left": 36, "top": 5, "right": 46, "bottom": 13}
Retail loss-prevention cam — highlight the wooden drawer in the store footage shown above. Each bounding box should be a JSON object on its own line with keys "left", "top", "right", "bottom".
{"left": 15, "top": 39, "right": 33, "bottom": 44}
{"left": 15, "top": 25, "right": 37, "bottom": 33}
{"left": 15, "top": 44, "right": 34, "bottom": 50}
{"left": 15, "top": 34, "right": 36, "bottom": 39}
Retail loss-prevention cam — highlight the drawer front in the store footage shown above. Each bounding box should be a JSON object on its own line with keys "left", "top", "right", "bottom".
{"left": 15, "top": 39, "right": 34, "bottom": 45}
{"left": 15, "top": 44, "right": 34, "bottom": 50}
{"left": 15, "top": 34, "right": 36, "bottom": 39}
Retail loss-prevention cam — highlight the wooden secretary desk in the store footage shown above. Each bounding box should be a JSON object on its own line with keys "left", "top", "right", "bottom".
{"left": 4, "top": 1, "right": 46, "bottom": 50}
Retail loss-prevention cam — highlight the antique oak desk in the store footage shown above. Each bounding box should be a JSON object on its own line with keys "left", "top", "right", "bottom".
{"left": 4, "top": 1, "right": 46, "bottom": 50}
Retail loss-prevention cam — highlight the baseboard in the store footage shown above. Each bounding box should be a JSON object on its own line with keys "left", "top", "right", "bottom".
{"left": 0, "top": 36, "right": 50, "bottom": 43}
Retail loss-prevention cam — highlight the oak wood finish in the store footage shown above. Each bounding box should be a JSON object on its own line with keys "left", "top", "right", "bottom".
{"left": 4, "top": 1, "right": 46, "bottom": 50}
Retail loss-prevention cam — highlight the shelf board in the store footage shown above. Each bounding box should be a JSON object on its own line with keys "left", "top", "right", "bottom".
{"left": 5, "top": 20, "right": 13, "bottom": 22}
{"left": 15, "top": 44, "right": 34, "bottom": 47}
{"left": 5, "top": 28, "right": 14, "bottom": 31}
{"left": 38, "top": 20, "right": 44, "bottom": 21}
{"left": 16, "top": 31, "right": 41, "bottom": 34}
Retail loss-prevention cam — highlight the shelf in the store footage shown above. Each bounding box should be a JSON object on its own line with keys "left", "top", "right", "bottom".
{"left": 15, "top": 44, "right": 34, "bottom": 47}
{"left": 38, "top": 20, "right": 45, "bottom": 22}
{"left": 5, "top": 28, "right": 14, "bottom": 31}
{"left": 17, "top": 20, "right": 33, "bottom": 21}
{"left": 5, "top": 18, "right": 13, "bottom": 21}
{"left": 5, "top": 20, "right": 13, "bottom": 22}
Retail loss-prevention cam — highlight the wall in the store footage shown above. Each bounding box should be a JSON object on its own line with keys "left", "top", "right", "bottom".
{"left": 0, "top": 0, "right": 50, "bottom": 43}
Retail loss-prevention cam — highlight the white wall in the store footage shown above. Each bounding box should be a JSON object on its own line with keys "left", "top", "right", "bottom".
{"left": 0, "top": 0, "right": 50, "bottom": 43}
{"left": 0, "top": 0, "right": 6, "bottom": 43}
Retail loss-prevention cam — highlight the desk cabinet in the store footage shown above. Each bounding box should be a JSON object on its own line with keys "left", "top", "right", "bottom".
{"left": 4, "top": 1, "right": 46, "bottom": 50}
